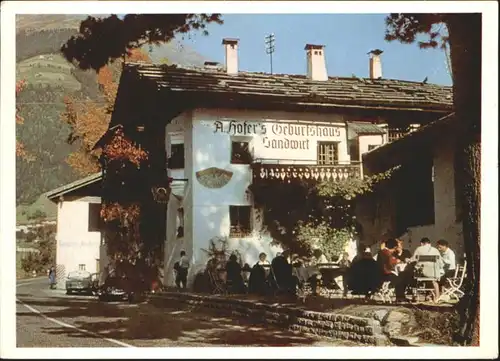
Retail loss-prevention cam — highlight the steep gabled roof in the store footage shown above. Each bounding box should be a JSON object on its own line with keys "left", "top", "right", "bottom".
{"left": 123, "top": 62, "right": 453, "bottom": 112}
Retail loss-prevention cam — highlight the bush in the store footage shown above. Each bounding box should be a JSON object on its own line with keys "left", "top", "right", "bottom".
{"left": 21, "top": 252, "right": 42, "bottom": 274}
{"left": 28, "top": 209, "right": 47, "bottom": 220}
{"left": 296, "top": 222, "right": 352, "bottom": 260}
{"left": 18, "top": 224, "right": 56, "bottom": 275}
{"left": 412, "top": 308, "right": 461, "bottom": 345}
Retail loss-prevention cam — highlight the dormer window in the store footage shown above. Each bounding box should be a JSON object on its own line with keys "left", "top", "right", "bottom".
{"left": 231, "top": 141, "right": 252, "bottom": 164}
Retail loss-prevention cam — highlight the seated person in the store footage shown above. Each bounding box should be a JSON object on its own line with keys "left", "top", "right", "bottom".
{"left": 338, "top": 252, "right": 351, "bottom": 268}
{"left": 311, "top": 249, "right": 329, "bottom": 265}
{"left": 437, "top": 239, "right": 457, "bottom": 289}
{"left": 379, "top": 238, "right": 409, "bottom": 302}
{"left": 412, "top": 237, "right": 443, "bottom": 302}
{"left": 395, "top": 239, "right": 412, "bottom": 262}
{"left": 374, "top": 240, "right": 387, "bottom": 262}
{"left": 351, "top": 244, "right": 367, "bottom": 264}
{"left": 257, "top": 252, "right": 270, "bottom": 266}
{"left": 248, "top": 253, "right": 270, "bottom": 295}
{"left": 292, "top": 255, "right": 320, "bottom": 296}
{"left": 271, "top": 250, "right": 295, "bottom": 295}
{"left": 347, "top": 250, "right": 380, "bottom": 298}
{"left": 334, "top": 252, "right": 351, "bottom": 296}
{"left": 225, "top": 254, "right": 245, "bottom": 294}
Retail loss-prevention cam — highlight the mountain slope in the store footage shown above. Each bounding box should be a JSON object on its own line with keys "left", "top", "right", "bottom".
{"left": 15, "top": 15, "right": 209, "bottom": 211}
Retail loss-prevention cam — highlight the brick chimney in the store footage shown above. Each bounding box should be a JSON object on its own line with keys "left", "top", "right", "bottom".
{"left": 305, "top": 44, "right": 327, "bottom": 81}
{"left": 368, "top": 49, "right": 383, "bottom": 79}
{"left": 222, "top": 38, "right": 239, "bottom": 75}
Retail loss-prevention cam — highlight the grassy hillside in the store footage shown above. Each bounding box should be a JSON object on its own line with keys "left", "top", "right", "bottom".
{"left": 17, "top": 54, "right": 82, "bottom": 91}
{"left": 16, "top": 193, "right": 57, "bottom": 225}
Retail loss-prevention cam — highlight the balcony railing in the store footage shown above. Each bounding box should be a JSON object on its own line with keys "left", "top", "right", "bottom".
{"left": 251, "top": 162, "right": 362, "bottom": 183}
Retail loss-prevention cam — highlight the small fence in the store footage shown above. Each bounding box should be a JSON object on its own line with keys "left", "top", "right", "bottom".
{"left": 16, "top": 247, "right": 40, "bottom": 260}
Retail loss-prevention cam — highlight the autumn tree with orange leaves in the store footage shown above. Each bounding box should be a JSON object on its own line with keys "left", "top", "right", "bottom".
{"left": 60, "top": 48, "right": 152, "bottom": 176}
{"left": 16, "top": 80, "right": 34, "bottom": 161}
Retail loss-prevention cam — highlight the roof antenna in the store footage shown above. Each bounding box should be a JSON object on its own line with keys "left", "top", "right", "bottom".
{"left": 265, "top": 33, "right": 275, "bottom": 74}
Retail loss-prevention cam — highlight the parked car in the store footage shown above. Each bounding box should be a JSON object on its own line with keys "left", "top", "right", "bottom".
{"left": 97, "top": 271, "right": 144, "bottom": 302}
{"left": 65, "top": 271, "right": 99, "bottom": 295}
{"left": 97, "top": 264, "right": 155, "bottom": 302}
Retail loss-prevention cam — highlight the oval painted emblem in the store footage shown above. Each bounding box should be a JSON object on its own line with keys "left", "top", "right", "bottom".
{"left": 196, "top": 167, "right": 234, "bottom": 189}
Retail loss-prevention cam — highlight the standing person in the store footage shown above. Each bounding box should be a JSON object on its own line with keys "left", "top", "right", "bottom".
{"left": 413, "top": 237, "right": 443, "bottom": 302}
{"left": 48, "top": 266, "right": 56, "bottom": 289}
{"left": 436, "top": 239, "right": 456, "bottom": 288}
{"left": 174, "top": 250, "right": 190, "bottom": 289}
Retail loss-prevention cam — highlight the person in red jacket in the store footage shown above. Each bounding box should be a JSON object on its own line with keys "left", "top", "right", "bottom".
{"left": 378, "top": 238, "right": 409, "bottom": 302}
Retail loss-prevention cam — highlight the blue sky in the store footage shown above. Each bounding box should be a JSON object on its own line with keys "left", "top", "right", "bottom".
{"left": 176, "top": 14, "right": 452, "bottom": 85}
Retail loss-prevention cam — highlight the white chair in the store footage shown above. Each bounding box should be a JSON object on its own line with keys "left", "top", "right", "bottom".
{"left": 437, "top": 261, "right": 467, "bottom": 303}
{"left": 374, "top": 281, "right": 395, "bottom": 303}
{"left": 207, "top": 268, "right": 227, "bottom": 295}
{"left": 414, "top": 254, "right": 441, "bottom": 302}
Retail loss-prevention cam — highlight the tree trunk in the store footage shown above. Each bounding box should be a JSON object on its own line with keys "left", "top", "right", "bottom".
{"left": 447, "top": 14, "right": 481, "bottom": 346}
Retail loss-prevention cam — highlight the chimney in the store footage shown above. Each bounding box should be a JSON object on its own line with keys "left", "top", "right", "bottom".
{"left": 368, "top": 49, "right": 383, "bottom": 79}
{"left": 222, "top": 38, "right": 239, "bottom": 75}
{"left": 305, "top": 44, "right": 328, "bottom": 81}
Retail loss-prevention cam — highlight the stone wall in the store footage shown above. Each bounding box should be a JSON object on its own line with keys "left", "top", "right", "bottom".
{"left": 149, "top": 292, "right": 389, "bottom": 345}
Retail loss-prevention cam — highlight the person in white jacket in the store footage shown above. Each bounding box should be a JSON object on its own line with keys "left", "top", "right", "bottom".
{"left": 412, "top": 237, "right": 443, "bottom": 302}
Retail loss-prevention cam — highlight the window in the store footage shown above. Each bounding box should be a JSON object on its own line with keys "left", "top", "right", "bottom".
{"left": 231, "top": 141, "right": 252, "bottom": 164}
{"left": 317, "top": 142, "right": 339, "bottom": 165}
{"left": 229, "top": 206, "right": 252, "bottom": 237}
{"left": 88, "top": 203, "right": 102, "bottom": 232}
{"left": 78, "top": 264, "right": 86, "bottom": 271}
{"left": 177, "top": 207, "right": 184, "bottom": 238}
{"left": 368, "top": 144, "right": 378, "bottom": 151}
{"left": 168, "top": 143, "right": 185, "bottom": 169}
{"left": 349, "top": 140, "right": 360, "bottom": 162}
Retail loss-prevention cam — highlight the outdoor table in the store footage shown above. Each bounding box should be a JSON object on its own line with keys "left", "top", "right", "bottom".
{"left": 318, "top": 264, "right": 348, "bottom": 289}
{"left": 292, "top": 265, "right": 321, "bottom": 283}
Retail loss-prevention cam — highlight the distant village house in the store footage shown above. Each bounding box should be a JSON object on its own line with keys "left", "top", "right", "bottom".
{"left": 46, "top": 173, "right": 104, "bottom": 289}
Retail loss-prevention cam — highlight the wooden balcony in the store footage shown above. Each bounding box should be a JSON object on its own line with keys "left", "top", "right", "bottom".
{"left": 251, "top": 162, "right": 362, "bottom": 183}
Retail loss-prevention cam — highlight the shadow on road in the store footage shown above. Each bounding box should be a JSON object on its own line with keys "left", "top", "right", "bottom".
{"left": 17, "top": 296, "right": 126, "bottom": 318}
{"left": 18, "top": 296, "right": 319, "bottom": 346}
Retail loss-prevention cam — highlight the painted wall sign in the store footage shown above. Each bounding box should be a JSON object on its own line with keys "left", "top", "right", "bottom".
{"left": 196, "top": 167, "right": 234, "bottom": 189}
{"left": 213, "top": 120, "right": 341, "bottom": 150}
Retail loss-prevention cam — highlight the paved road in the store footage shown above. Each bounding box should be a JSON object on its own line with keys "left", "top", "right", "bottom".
{"left": 16, "top": 278, "right": 358, "bottom": 347}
